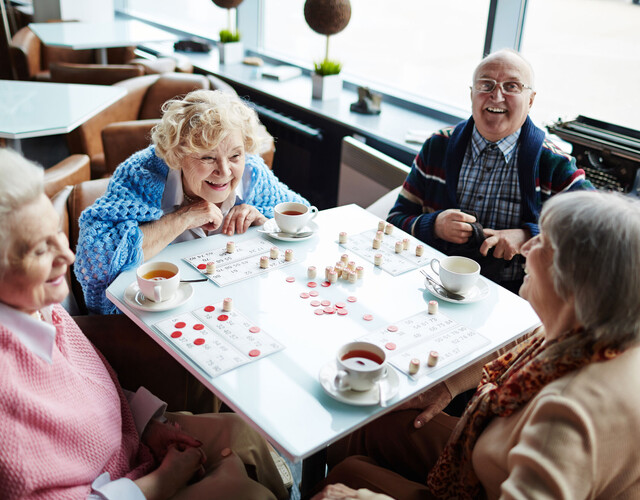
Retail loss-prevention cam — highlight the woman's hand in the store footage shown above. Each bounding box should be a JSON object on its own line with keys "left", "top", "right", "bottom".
{"left": 134, "top": 444, "right": 206, "bottom": 500}
{"left": 480, "top": 228, "right": 528, "bottom": 260}
{"left": 178, "top": 199, "right": 225, "bottom": 232}
{"left": 395, "top": 382, "right": 452, "bottom": 428}
{"left": 142, "top": 419, "right": 203, "bottom": 462}
{"left": 311, "top": 483, "right": 393, "bottom": 500}
{"left": 222, "top": 204, "right": 267, "bottom": 236}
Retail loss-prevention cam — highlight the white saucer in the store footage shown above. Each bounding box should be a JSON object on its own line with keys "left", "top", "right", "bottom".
{"left": 258, "top": 218, "right": 318, "bottom": 242}
{"left": 424, "top": 276, "right": 490, "bottom": 304}
{"left": 318, "top": 360, "right": 400, "bottom": 406}
{"left": 123, "top": 282, "right": 194, "bottom": 312}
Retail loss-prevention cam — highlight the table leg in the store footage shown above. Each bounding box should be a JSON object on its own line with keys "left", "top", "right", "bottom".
{"left": 97, "top": 47, "right": 108, "bottom": 64}
{"left": 300, "top": 447, "right": 327, "bottom": 498}
{"left": 7, "top": 138, "right": 23, "bottom": 154}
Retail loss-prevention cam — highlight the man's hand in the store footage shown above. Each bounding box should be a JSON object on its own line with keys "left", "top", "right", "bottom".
{"left": 221, "top": 204, "right": 267, "bottom": 235}
{"left": 480, "top": 228, "right": 528, "bottom": 260}
{"left": 395, "top": 382, "right": 452, "bottom": 428}
{"left": 434, "top": 209, "right": 477, "bottom": 244}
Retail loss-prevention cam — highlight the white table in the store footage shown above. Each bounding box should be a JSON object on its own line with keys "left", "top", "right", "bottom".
{"left": 29, "top": 20, "right": 175, "bottom": 64}
{"left": 106, "top": 204, "right": 540, "bottom": 490}
{"left": 0, "top": 80, "right": 125, "bottom": 153}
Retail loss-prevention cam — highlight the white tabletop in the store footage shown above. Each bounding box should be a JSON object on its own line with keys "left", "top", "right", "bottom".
{"left": 28, "top": 20, "right": 175, "bottom": 50}
{"left": 0, "top": 80, "right": 125, "bottom": 140}
{"left": 106, "top": 205, "right": 540, "bottom": 462}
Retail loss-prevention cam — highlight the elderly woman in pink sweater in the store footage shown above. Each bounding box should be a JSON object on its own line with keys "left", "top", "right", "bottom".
{"left": 0, "top": 148, "right": 288, "bottom": 500}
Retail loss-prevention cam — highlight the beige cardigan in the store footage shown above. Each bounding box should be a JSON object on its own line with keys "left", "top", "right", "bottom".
{"left": 471, "top": 344, "right": 640, "bottom": 499}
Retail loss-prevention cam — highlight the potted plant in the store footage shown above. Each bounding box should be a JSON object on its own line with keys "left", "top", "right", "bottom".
{"left": 212, "top": 0, "right": 244, "bottom": 65}
{"left": 304, "top": 0, "right": 351, "bottom": 100}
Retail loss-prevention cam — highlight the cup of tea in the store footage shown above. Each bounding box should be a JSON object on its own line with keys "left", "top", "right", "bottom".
{"left": 334, "top": 341, "right": 387, "bottom": 392}
{"left": 430, "top": 256, "right": 480, "bottom": 294}
{"left": 136, "top": 262, "right": 180, "bottom": 303}
{"left": 274, "top": 202, "right": 318, "bottom": 234}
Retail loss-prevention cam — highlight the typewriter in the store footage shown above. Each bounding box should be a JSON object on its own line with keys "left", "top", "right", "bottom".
{"left": 547, "top": 116, "right": 640, "bottom": 197}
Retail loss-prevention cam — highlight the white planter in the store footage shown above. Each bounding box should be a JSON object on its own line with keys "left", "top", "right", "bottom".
{"left": 218, "top": 41, "right": 244, "bottom": 65}
{"left": 312, "top": 73, "right": 342, "bottom": 100}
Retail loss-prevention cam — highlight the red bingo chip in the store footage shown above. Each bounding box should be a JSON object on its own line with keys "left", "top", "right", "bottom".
{"left": 171, "top": 331, "right": 182, "bottom": 338}
{"left": 385, "top": 342, "right": 397, "bottom": 350}
{"left": 204, "top": 305, "right": 215, "bottom": 312}
{"left": 300, "top": 292, "right": 310, "bottom": 299}
{"left": 217, "top": 314, "right": 229, "bottom": 321}
{"left": 197, "top": 263, "right": 206, "bottom": 270}
{"left": 309, "top": 290, "right": 319, "bottom": 297}
{"left": 320, "top": 281, "right": 331, "bottom": 287}
{"left": 194, "top": 338, "right": 205, "bottom": 346}
{"left": 307, "top": 281, "right": 317, "bottom": 288}
{"left": 320, "top": 300, "right": 331, "bottom": 307}
{"left": 347, "top": 296, "right": 357, "bottom": 303}
{"left": 363, "top": 314, "right": 373, "bottom": 321}
{"left": 387, "top": 325, "right": 399, "bottom": 332}
{"left": 193, "top": 323, "right": 205, "bottom": 330}
{"left": 175, "top": 322, "right": 186, "bottom": 328}
{"left": 335, "top": 302, "right": 346, "bottom": 309}
{"left": 314, "top": 309, "right": 324, "bottom": 315}
{"left": 337, "top": 309, "right": 348, "bottom": 316}
{"left": 323, "top": 306, "right": 336, "bottom": 314}
{"left": 286, "top": 277, "right": 296, "bottom": 283}
{"left": 249, "top": 326, "right": 261, "bottom": 333}
{"left": 249, "top": 349, "right": 261, "bottom": 357}
{"left": 310, "top": 300, "right": 321, "bottom": 307}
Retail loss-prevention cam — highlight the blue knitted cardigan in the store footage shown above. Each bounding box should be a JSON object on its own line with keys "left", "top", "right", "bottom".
{"left": 388, "top": 116, "right": 593, "bottom": 256}
{"left": 75, "top": 146, "right": 308, "bottom": 314}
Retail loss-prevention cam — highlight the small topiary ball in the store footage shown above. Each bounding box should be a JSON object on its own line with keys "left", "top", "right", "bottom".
{"left": 211, "top": 0, "right": 244, "bottom": 8}
{"left": 304, "top": 0, "right": 351, "bottom": 36}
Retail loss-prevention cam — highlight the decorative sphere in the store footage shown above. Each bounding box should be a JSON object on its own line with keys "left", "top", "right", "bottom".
{"left": 211, "top": 0, "right": 243, "bottom": 8}
{"left": 304, "top": 0, "right": 351, "bottom": 36}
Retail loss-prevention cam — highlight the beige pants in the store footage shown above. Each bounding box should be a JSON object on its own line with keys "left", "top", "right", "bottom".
{"left": 167, "top": 412, "right": 288, "bottom": 500}
{"left": 322, "top": 410, "right": 459, "bottom": 500}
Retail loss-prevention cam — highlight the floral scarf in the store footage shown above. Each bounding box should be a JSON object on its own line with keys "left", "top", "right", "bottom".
{"left": 427, "top": 327, "right": 621, "bottom": 499}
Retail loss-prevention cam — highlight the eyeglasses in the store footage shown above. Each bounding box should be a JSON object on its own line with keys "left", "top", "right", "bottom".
{"left": 471, "top": 79, "right": 533, "bottom": 95}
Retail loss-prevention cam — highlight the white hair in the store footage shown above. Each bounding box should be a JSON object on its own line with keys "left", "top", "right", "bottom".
{"left": 540, "top": 190, "right": 640, "bottom": 347}
{"left": 0, "top": 149, "right": 44, "bottom": 274}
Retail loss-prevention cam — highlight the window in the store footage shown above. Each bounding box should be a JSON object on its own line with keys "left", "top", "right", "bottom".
{"left": 521, "top": 0, "right": 640, "bottom": 131}
{"left": 120, "top": 0, "right": 227, "bottom": 41}
{"left": 263, "top": 0, "right": 489, "bottom": 113}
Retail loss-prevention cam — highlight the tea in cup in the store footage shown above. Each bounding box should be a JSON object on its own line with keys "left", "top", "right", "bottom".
{"left": 334, "top": 341, "right": 387, "bottom": 392}
{"left": 429, "top": 256, "right": 480, "bottom": 294}
{"left": 136, "top": 261, "right": 180, "bottom": 303}
{"left": 274, "top": 202, "right": 318, "bottom": 234}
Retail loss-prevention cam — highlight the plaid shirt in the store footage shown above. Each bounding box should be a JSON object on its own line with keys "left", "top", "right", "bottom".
{"left": 458, "top": 127, "right": 523, "bottom": 282}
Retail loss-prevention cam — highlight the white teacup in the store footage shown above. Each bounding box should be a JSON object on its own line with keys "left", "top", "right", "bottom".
{"left": 274, "top": 202, "right": 318, "bottom": 234}
{"left": 430, "top": 256, "right": 480, "bottom": 294}
{"left": 334, "top": 341, "right": 387, "bottom": 392}
{"left": 136, "top": 261, "right": 180, "bottom": 303}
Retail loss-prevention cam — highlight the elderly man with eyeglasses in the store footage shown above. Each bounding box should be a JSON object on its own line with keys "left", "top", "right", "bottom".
{"left": 388, "top": 49, "right": 593, "bottom": 293}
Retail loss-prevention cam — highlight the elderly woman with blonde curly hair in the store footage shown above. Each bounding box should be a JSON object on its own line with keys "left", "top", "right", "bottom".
{"left": 76, "top": 90, "right": 308, "bottom": 314}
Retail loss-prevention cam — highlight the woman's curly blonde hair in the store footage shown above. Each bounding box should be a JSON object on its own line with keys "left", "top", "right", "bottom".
{"left": 152, "top": 90, "right": 268, "bottom": 169}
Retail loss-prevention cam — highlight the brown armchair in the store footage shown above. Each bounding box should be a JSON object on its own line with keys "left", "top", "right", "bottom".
{"left": 44, "top": 153, "right": 91, "bottom": 198}
{"left": 9, "top": 26, "right": 192, "bottom": 82}
{"left": 67, "top": 72, "right": 241, "bottom": 178}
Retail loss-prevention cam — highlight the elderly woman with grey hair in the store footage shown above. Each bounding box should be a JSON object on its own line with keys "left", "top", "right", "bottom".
{"left": 317, "top": 190, "right": 640, "bottom": 499}
{"left": 0, "top": 148, "right": 289, "bottom": 500}
{"left": 75, "top": 90, "right": 308, "bottom": 314}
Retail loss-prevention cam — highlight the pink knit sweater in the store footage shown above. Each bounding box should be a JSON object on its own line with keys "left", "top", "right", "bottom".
{"left": 0, "top": 305, "right": 155, "bottom": 499}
